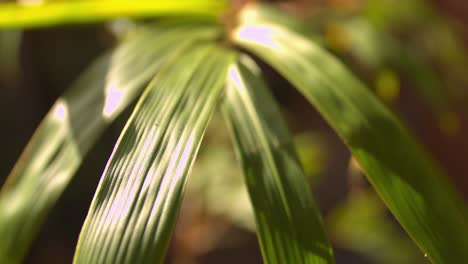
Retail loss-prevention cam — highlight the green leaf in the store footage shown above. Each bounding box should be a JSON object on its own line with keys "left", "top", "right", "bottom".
{"left": 223, "top": 58, "right": 334, "bottom": 264}
{"left": 0, "top": 24, "right": 220, "bottom": 264}
{"left": 233, "top": 4, "right": 468, "bottom": 263}
{"left": 73, "top": 44, "right": 235, "bottom": 263}
{"left": 0, "top": 0, "right": 226, "bottom": 29}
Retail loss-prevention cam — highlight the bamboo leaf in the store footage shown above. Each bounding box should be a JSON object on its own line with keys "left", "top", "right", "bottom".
{"left": 223, "top": 58, "right": 334, "bottom": 264}
{"left": 233, "top": 4, "right": 468, "bottom": 263}
{"left": 0, "top": 0, "right": 226, "bottom": 29}
{"left": 73, "top": 44, "right": 235, "bottom": 263}
{"left": 244, "top": 4, "right": 450, "bottom": 113}
{"left": 0, "top": 24, "right": 220, "bottom": 263}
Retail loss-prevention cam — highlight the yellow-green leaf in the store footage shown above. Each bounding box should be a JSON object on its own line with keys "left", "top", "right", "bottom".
{"left": 0, "top": 0, "right": 226, "bottom": 29}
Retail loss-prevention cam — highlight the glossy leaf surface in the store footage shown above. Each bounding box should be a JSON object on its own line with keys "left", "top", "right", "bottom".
{"left": 74, "top": 44, "right": 234, "bottom": 263}
{"left": 223, "top": 59, "right": 333, "bottom": 264}
{"left": 0, "top": 24, "right": 220, "bottom": 264}
{"left": 234, "top": 4, "right": 468, "bottom": 263}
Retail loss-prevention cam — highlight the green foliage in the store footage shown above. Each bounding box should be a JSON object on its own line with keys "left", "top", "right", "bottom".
{"left": 74, "top": 43, "right": 235, "bottom": 263}
{"left": 0, "top": 1, "right": 466, "bottom": 263}
{"left": 0, "top": 23, "right": 220, "bottom": 263}
{"left": 233, "top": 4, "right": 468, "bottom": 263}
{"left": 223, "top": 59, "right": 333, "bottom": 263}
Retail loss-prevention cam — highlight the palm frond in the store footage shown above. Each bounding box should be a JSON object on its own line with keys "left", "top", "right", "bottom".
{"left": 0, "top": 23, "right": 220, "bottom": 264}
{"left": 73, "top": 43, "right": 235, "bottom": 263}
{"left": 223, "top": 58, "right": 334, "bottom": 264}
{"left": 233, "top": 4, "right": 468, "bottom": 263}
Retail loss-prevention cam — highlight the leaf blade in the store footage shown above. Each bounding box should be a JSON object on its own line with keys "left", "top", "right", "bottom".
{"left": 233, "top": 5, "right": 468, "bottom": 263}
{"left": 223, "top": 58, "right": 334, "bottom": 264}
{"left": 0, "top": 23, "right": 220, "bottom": 264}
{"left": 73, "top": 43, "right": 235, "bottom": 264}
{"left": 0, "top": 0, "right": 226, "bottom": 29}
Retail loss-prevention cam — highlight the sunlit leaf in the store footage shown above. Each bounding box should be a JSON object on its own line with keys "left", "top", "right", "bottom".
{"left": 246, "top": 4, "right": 452, "bottom": 113}
{"left": 237, "top": 3, "right": 323, "bottom": 45}
{"left": 0, "top": 24, "right": 220, "bottom": 264}
{"left": 73, "top": 44, "right": 235, "bottom": 263}
{"left": 223, "top": 58, "right": 334, "bottom": 264}
{"left": 187, "top": 116, "right": 327, "bottom": 233}
{"left": 0, "top": 0, "right": 226, "bottom": 29}
{"left": 233, "top": 4, "right": 468, "bottom": 263}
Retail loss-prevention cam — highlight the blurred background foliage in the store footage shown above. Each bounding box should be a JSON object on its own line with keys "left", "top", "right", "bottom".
{"left": 0, "top": 0, "right": 467, "bottom": 263}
